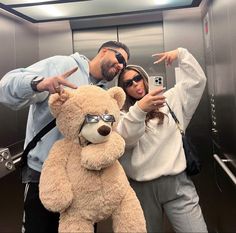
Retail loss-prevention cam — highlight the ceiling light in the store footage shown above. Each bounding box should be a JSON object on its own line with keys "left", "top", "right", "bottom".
{"left": 154, "top": 0, "right": 169, "bottom": 5}
{"left": 0, "top": 0, "right": 55, "bottom": 4}
{"left": 0, "top": 0, "right": 201, "bottom": 23}
{"left": 36, "top": 5, "right": 64, "bottom": 17}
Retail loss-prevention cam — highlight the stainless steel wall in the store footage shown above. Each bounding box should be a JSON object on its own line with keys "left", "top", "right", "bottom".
{"left": 4, "top": 2, "right": 234, "bottom": 232}
{"left": 208, "top": 0, "right": 236, "bottom": 155}
{"left": 38, "top": 21, "right": 73, "bottom": 60}
{"left": 163, "top": 8, "right": 206, "bottom": 88}
{"left": 119, "top": 23, "right": 165, "bottom": 80}
{"left": 0, "top": 8, "right": 39, "bottom": 233}
{"left": 0, "top": 9, "right": 38, "bottom": 157}
{"left": 203, "top": 0, "right": 236, "bottom": 232}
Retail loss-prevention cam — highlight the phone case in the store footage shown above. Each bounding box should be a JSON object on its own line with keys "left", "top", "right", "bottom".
{"left": 148, "top": 76, "right": 164, "bottom": 92}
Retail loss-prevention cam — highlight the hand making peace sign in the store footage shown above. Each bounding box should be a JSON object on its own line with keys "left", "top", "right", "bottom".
{"left": 152, "top": 49, "right": 178, "bottom": 66}
{"left": 36, "top": 67, "right": 78, "bottom": 94}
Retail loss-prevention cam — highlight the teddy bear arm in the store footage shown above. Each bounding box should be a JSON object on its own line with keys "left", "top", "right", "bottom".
{"left": 39, "top": 141, "right": 73, "bottom": 212}
{"left": 112, "top": 187, "right": 147, "bottom": 233}
{"left": 81, "top": 132, "right": 125, "bottom": 170}
{"left": 85, "top": 132, "right": 124, "bottom": 156}
{"left": 102, "top": 131, "right": 124, "bottom": 155}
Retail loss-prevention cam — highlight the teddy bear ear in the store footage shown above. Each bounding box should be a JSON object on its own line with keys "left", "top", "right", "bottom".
{"left": 48, "top": 89, "right": 71, "bottom": 117}
{"left": 107, "top": 87, "right": 126, "bottom": 109}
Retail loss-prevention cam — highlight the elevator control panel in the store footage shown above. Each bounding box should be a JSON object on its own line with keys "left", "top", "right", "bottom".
{"left": 0, "top": 148, "right": 15, "bottom": 178}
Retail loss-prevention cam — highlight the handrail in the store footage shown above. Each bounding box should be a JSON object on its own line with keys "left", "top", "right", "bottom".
{"left": 12, "top": 152, "right": 23, "bottom": 165}
{"left": 213, "top": 154, "right": 236, "bottom": 186}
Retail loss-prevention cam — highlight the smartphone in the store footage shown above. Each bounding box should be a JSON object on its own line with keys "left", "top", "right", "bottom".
{"left": 148, "top": 76, "right": 164, "bottom": 93}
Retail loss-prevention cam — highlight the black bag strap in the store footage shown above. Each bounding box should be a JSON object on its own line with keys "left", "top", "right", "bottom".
{"left": 165, "top": 102, "right": 184, "bottom": 135}
{"left": 21, "top": 119, "right": 56, "bottom": 166}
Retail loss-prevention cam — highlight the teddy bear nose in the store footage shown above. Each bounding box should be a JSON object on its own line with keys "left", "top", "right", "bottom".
{"left": 97, "top": 125, "right": 111, "bottom": 136}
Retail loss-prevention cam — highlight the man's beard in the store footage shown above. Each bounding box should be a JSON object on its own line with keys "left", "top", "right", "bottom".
{"left": 101, "top": 61, "right": 119, "bottom": 82}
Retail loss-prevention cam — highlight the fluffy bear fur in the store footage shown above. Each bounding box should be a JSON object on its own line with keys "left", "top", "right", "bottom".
{"left": 39, "top": 85, "right": 146, "bottom": 233}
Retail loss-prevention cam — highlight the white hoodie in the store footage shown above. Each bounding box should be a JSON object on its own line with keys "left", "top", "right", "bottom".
{"left": 117, "top": 48, "right": 206, "bottom": 181}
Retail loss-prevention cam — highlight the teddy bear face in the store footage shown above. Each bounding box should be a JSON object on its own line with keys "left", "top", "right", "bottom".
{"left": 80, "top": 113, "right": 116, "bottom": 144}
{"left": 48, "top": 85, "right": 125, "bottom": 144}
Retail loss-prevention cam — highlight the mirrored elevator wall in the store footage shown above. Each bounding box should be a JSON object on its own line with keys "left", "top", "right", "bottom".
{"left": 0, "top": 5, "right": 213, "bottom": 233}
{"left": 0, "top": 13, "right": 76, "bottom": 232}
{"left": 0, "top": 8, "right": 39, "bottom": 233}
{"left": 201, "top": 0, "right": 236, "bottom": 231}
{"left": 0, "top": 8, "right": 38, "bottom": 158}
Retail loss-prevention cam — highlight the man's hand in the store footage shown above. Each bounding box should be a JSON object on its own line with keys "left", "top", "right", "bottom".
{"left": 37, "top": 67, "right": 78, "bottom": 94}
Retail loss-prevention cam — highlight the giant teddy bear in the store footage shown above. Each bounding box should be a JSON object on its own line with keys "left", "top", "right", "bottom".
{"left": 39, "top": 85, "right": 146, "bottom": 233}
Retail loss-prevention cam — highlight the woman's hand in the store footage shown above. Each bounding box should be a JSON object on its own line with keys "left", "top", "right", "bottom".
{"left": 137, "top": 87, "right": 166, "bottom": 112}
{"left": 152, "top": 49, "right": 178, "bottom": 66}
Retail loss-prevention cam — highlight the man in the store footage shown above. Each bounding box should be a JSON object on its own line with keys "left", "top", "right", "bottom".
{"left": 0, "top": 40, "right": 130, "bottom": 233}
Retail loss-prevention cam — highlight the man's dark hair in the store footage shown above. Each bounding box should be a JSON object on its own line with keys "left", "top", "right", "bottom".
{"left": 98, "top": 41, "right": 130, "bottom": 59}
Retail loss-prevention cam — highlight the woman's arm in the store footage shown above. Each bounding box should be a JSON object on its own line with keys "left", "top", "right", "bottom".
{"left": 153, "top": 48, "right": 206, "bottom": 129}
{"left": 175, "top": 48, "right": 206, "bottom": 119}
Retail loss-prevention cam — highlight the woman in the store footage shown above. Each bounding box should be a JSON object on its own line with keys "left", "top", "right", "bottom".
{"left": 117, "top": 48, "right": 208, "bottom": 232}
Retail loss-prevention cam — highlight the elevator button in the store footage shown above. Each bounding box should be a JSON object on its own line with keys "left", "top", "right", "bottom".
{"left": 2, "top": 151, "right": 9, "bottom": 160}
{"left": 5, "top": 161, "right": 14, "bottom": 170}
{"left": 0, "top": 148, "right": 16, "bottom": 178}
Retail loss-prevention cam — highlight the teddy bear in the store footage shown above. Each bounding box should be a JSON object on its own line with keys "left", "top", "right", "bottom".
{"left": 39, "top": 85, "right": 146, "bottom": 233}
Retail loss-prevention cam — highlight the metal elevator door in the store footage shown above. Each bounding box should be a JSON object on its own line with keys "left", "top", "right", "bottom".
{"left": 118, "top": 22, "right": 165, "bottom": 82}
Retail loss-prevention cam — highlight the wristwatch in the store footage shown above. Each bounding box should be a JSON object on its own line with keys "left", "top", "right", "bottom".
{"left": 30, "top": 76, "right": 44, "bottom": 92}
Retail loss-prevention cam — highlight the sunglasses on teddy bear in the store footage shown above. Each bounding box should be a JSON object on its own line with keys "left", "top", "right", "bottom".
{"left": 85, "top": 114, "right": 116, "bottom": 124}
{"left": 79, "top": 114, "right": 116, "bottom": 135}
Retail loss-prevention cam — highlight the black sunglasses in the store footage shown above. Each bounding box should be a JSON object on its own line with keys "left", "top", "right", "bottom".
{"left": 79, "top": 114, "right": 116, "bottom": 134}
{"left": 123, "top": 74, "right": 143, "bottom": 88}
{"left": 108, "top": 48, "right": 127, "bottom": 69}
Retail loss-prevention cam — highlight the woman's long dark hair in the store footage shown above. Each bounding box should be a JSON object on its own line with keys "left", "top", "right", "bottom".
{"left": 118, "top": 65, "right": 165, "bottom": 125}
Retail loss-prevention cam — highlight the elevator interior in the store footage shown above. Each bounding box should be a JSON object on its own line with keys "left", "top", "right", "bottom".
{"left": 0, "top": 0, "right": 236, "bottom": 232}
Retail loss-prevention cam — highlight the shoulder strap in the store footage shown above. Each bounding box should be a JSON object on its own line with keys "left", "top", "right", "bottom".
{"left": 165, "top": 102, "right": 184, "bottom": 135}
{"left": 21, "top": 119, "right": 56, "bottom": 165}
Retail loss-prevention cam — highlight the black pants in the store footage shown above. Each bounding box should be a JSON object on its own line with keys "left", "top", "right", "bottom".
{"left": 22, "top": 183, "right": 97, "bottom": 233}
{"left": 23, "top": 183, "right": 60, "bottom": 233}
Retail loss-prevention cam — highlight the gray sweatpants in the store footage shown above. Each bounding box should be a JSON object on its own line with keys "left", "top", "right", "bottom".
{"left": 129, "top": 171, "right": 208, "bottom": 233}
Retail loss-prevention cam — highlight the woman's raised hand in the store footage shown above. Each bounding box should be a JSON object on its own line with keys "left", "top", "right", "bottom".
{"left": 152, "top": 49, "right": 178, "bottom": 66}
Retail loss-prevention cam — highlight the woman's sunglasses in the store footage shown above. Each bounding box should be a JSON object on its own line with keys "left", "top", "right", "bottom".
{"left": 123, "top": 74, "right": 143, "bottom": 88}
{"left": 108, "top": 48, "right": 127, "bottom": 69}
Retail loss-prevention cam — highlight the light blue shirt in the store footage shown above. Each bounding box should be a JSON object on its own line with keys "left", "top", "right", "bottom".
{"left": 0, "top": 52, "right": 108, "bottom": 174}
